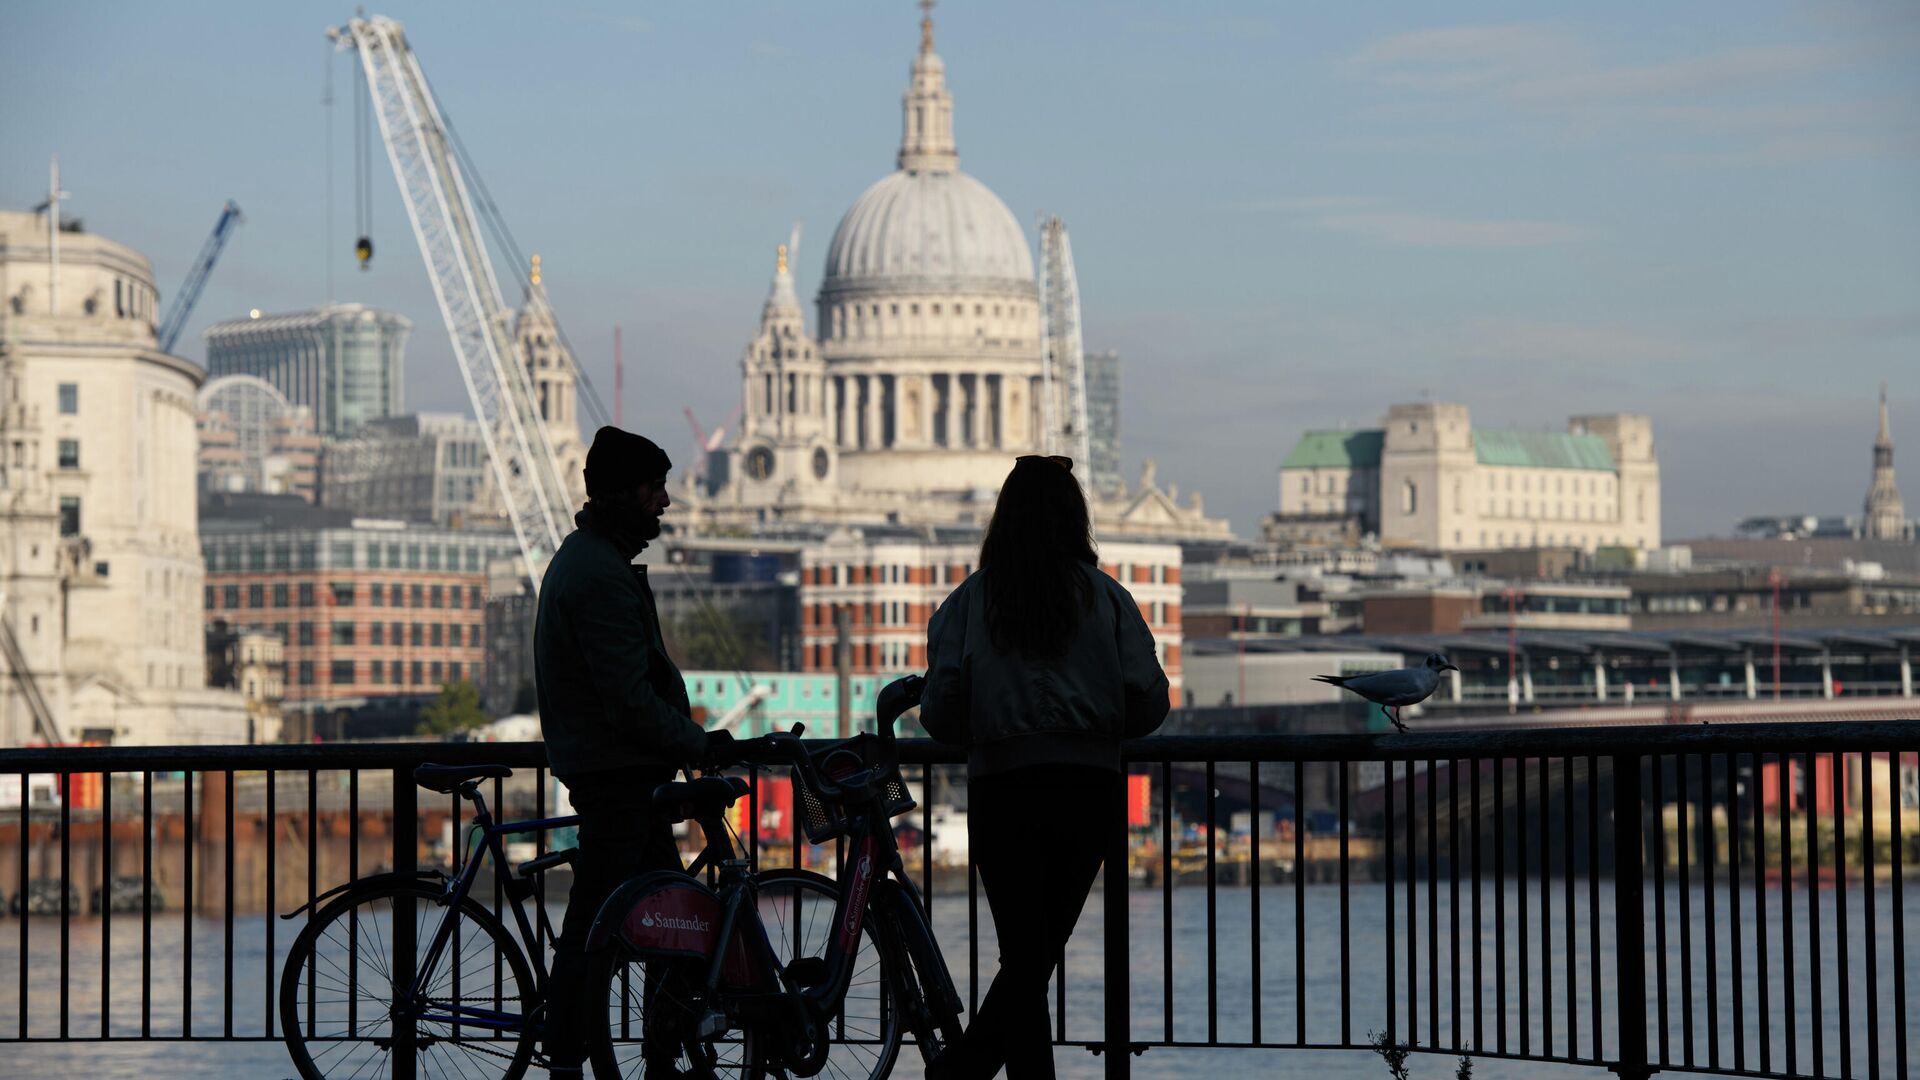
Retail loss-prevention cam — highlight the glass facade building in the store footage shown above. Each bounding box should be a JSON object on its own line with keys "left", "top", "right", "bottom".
{"left": 204, "top": 303, "right": 410, "bottom": 437}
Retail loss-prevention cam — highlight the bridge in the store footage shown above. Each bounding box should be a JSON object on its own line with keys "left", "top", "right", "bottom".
{"left": 1, "top": 721, "right": 1915, "bottom": 1079}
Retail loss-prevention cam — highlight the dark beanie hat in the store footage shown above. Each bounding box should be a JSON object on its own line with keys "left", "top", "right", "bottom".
{"left": 583, "top": 426, "right": 672, "bottom": 497}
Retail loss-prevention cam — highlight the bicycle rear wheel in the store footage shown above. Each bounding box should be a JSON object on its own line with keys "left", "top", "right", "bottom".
{"left": 280, "top": 881, "right": 536, "bottom": 1080}
{"left": 590, "top": 869, "right": 901, "bottom": 1080}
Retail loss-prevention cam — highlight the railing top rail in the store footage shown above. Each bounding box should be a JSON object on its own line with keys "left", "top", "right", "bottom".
{"left": 0, "top": 719, "right": 1914, "bottom": 772}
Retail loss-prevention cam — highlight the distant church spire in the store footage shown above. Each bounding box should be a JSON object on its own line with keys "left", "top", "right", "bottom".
{"left": 1864, "top": 382, "right": 1909, "bottom": 540}
{"left": 898, "top": 0, "right": 958, "bottom": 173}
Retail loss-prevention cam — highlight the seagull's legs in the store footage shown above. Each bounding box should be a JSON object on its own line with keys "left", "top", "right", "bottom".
{"left": 1386, "top": 705, "right": 1408, "bottom": 734}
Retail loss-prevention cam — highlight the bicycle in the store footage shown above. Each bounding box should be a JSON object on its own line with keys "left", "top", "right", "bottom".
{"left": 277, "top": 764, "right": 583, "bottom": 1080}
{"left": 586, "top": 673, "right": 965, "bottom": 1080}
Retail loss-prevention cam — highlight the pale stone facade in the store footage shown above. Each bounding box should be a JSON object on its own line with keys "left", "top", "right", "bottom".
{"left": 1276, "top": 401, "right": 1661, "bottom": 553}
{"left": 0, "top": 207, "right": 248, "bottom": 745}
{"left": 1862, "top": 385, "right": 1909, "bottom": 541}
{"left": 690, "top": 9, "right": 1228, "bottom": 545}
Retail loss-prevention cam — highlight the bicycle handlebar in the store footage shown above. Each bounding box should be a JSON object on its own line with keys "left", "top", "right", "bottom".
{"left": 724, "top": 673, "right": 925, "bottom": 805}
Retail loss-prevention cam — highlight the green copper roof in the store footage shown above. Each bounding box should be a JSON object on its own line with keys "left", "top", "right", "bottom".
{"left": 1280, "top": 430, "right": 1384, "bottom": 469}
{"left": 1474, "top": 429, "right": 1615, "bottom": 470}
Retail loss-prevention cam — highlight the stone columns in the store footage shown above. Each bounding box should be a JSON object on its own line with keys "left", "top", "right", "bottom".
{"left": 864, "top": 375, "right": 883, "bottom": 449}
{"left": 1595, "top": 656, "right": 1608, "bottom": 702}
{"left": 837, "top": 377, "right": 855, "bottom": 448}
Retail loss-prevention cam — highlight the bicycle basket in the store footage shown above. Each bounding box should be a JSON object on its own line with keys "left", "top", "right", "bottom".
{"left": 790, "top": 733, "right": 917, "bottom": 845}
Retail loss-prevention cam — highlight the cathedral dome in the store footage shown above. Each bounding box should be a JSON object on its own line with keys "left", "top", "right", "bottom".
{"left": 821, "top": 169, "right": 1033, "bottom": 296}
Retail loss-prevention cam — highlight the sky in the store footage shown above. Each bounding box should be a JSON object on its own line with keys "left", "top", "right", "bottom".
{"left": 5, "top": 1, "right": 1919, "bottom": 540}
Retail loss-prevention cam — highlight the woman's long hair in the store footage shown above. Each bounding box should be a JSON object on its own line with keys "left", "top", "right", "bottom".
{"left": 979, "top": 456, "right": 1099, "bottom": 659}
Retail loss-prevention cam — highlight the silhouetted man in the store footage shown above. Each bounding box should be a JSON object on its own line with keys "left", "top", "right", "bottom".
{"left": 536, "top": 426, "right": 729, "bottom": 1077}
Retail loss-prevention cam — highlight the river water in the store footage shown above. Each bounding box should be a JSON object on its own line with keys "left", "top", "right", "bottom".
{"left": 2, "top": 879, "right": 1913, "bottom": 1079}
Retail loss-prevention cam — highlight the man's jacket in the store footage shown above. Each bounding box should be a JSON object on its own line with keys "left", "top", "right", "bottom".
{"left": 535, "top": 508, "right": 706, "bottom": 782}
{"left": 918, "top": 561, "right": 1170, "bottom": 777}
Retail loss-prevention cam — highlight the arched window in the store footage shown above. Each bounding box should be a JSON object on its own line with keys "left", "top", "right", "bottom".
{"left": 1401, "top": 479, "right": 1417, "bottom": 515}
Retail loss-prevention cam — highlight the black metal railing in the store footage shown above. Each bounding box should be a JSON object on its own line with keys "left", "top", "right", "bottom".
{"left": 1, "top": 722, "right": 1915, "bottom": 1079}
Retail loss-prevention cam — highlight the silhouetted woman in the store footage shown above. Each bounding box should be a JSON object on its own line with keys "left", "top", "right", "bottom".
{"left": 919, "top": 454, "right": 1170, "bottom": 1080}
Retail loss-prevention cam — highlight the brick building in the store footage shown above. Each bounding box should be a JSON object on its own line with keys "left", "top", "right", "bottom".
{"left": 796, "top": 531, "right": 1183, "bottom": 706}
{"left": 199, "top": 495, "right": 520, "bottom": 706}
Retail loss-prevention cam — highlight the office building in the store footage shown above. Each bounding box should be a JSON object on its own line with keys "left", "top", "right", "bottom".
{"left": 796, "top": 528, "right": 1183, "bottom": 705}
{"left": 204, "top": 303, "right": 409, "bottom": 437}
{"left": 1084, "top": 349, "right": 1122, "bottom": 497}
{"left": 0, "top": 205, "right": 248, "bottom": 745}
{"left": 321, "top": 412, "right": 493, "bottom": 525}
{"left": 197, "top": 374, "right": 321, "bottom": 500}
{"left": 199, "top": 495, "right": 519, "bottom": 707}
{"left": 1275, "top": 402, "right": 1661, "bottom": 553}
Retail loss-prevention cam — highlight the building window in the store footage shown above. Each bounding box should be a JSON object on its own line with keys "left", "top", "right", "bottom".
{"left": 430, "top": 624, "right": 443, "bottom": 647}
{"left": 58, "top": 496, "right": 80, "bottom": 537}
{"left": 57, "top": 439, "right": 79, "bottom": 469}
{"left": 331, "top": 582, "right": 354, "bottom": 606}
{"left": 1401, "top": 480, "right": 1417, "bottom": 515}
{"left": 298, "top": 622, "right": 315, "bottom": 646}
{"left": 430, "top": 584, "right": 444, "bottom": 608}
{"left": 298, "top": 661, "right": 315, "bottom": 686}
{"left": 470, "top": 624, "right": 483, "bottom": 648}
{"left": 298, "top": 583, "right": 315, "bottom": 607}
{"left": 273, "top": 583, "right": 290, "bottom": 607}
{"left": 411, "top": 660, "right": 424, "bottom": 685}
{"left": 58, "top": 384, "right": 78, "bottom": 414}
{"left": 371, "top": 622, "right": 385, "bottom": 646}
{"left": 407, "top": 545, "right": 422, "bottom": 570}
{"left": 430, "top": 661, "right": 443, "bottom": 683}
{"left": 249, "top": 584, "right": 265, "bottom": 608}
{"left": 331, "top": 622, "right": 354, "bottom": 646}
{"left": 370, "top": 659, "right": 384, "bottom": 684}
{"left": 411, "top": 623, "right": 424, "bottom": 647}
{"left": 449, "top": 623, "right": 462, "bottom": 647}
{"left": 223, "top": 584, "right": 240, "bottom": 608}
{"left": 371, "top": 585, "right": 384, "bottom": 608}
{"left": 330, "top": 660, "right": 354, "bottom": 685}
{"left": 450, "top": 586, "right": 463, "bottom": 610}
{"left": 411, "top": 584, "right": 424, "bottom": 608}
{"left": 469, "top": 585, "right": 481, "bottom": 608}
{"left": 450, "top": 661, "right": 463, "bottom": 681}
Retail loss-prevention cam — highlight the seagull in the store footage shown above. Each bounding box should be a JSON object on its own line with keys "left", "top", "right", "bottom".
{"left": 1312, "top": 653, "right": 1459, "bottom": 733}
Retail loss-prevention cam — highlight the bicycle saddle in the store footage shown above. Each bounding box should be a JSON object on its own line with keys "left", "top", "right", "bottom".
{"left": 413, "top": 763, "right": 513, "bottom": 794}
{"left": 652, "top": 775, "right": 750, "bottom": 820}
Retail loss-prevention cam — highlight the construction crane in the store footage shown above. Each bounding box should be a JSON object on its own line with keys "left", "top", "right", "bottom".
{"left": 683, "top": 404, "right": 742, "bottom": 491}
{"left": 156, "top": 201, "right": 243, "bottom": 354}
{"left": 1036, "top": 214, "right": 1090, "bottom": 470}
{"left": 328, "top": 14, "right": 572, "bottom": 589}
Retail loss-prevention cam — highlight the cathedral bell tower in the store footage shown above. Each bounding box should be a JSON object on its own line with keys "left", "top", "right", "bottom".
{"left": 1864, "top": 383, "right": 1909, "bottom": 541}
{"left": 731, "top": 242, "right": 835, "bottom": 512}
{"left": 514, "top": 255, "right": 587, "bottom": 505}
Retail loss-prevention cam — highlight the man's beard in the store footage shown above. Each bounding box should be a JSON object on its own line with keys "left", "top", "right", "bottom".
{"left": 598, "top": 500, "right": 662, "bottom": 548}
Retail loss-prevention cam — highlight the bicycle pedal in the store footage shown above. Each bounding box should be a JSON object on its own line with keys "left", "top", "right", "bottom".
{"left": 784, "top": 957, "right": 828, "bottom": 988}
{"left": 695, "top": 1009, "right": 729, "bottom": 1040}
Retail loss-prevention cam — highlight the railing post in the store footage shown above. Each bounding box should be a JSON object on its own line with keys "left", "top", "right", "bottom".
{"left": 1610, "top": 753, "right": 1653, "bottom": 1080}
{"left": 1104, "top": 767, "right": 1131, "bottom": 1079}
{"left": 392, "top": 767, "right": 417, "bottom": 1080}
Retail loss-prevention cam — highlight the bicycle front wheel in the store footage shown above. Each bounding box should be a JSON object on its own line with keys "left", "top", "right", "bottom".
{"left": 590, "top": 869, "right": 902, "bottom": 1080}
{"left": 279, "top": 881, "right": 537, "bottom": 1080}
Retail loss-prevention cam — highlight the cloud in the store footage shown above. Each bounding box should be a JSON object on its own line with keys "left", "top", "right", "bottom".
{"left": 1234, "top": 195, "right": 1589, "bottom": 249}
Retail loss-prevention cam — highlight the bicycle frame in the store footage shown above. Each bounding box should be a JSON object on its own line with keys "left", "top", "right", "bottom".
{"left": 400, "top": 784, "right": 581, "bottom": 1032}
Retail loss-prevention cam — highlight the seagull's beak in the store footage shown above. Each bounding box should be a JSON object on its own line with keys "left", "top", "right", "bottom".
{"left": 1442, "top": 663, "right": 1459, "bottom": 672}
